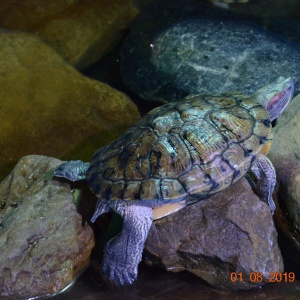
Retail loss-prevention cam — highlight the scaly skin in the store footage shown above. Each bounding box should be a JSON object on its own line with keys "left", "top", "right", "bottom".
{"left": 250, "top": 154, "right": 276, "bottom": 214}
{"left": 53, "top": 77, "right": 295, "bottom": 286}
{"left": 96, "top": 203, "right": 153, "bottom": 285}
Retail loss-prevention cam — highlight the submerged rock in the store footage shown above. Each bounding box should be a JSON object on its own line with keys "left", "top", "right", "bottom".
{"left": 0, "top": 155, "right": 95, "bottom": 299}
{"left": 0, "top": 29, "right": 140, "bottom": 180}
{"left": 0, "top": 0, "right": 139, "bottom": 69}
{"left": 145, "top": 178, "right": 283, "bottom": 291}
{"left": 121, "top": 0, "right": 300, "bottom": 102}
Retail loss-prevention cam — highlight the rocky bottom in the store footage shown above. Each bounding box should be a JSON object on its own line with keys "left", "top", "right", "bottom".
{"left": 52, "top": 260, "right": 300, "bottom": 300}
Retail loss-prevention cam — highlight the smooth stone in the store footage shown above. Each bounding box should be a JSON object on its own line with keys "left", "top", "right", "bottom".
{"left": 145, "top": 178, "right": 283, "bottom": 291}
{"left": 0, "top": 0, "right": 139, "bottom": 69}
{"left": 270, "top": 157, "right": 300, "bottom": 264}
{"left": 273, "top": 158, "right": 300, "bottom": 230}
{"left": 121, "top": 0, "right": 300, "bottom": 102}
{"left": 0, "top": 155, "right": 95, "bottom": 299}
{"left": 0, "top": 29, "right": 140, "bottom": 180}
{"left": 268, "top": 93, "right": 300, "bottom": 161}
{"left": 266, "top": 94, "right": 300, "bottom": 266}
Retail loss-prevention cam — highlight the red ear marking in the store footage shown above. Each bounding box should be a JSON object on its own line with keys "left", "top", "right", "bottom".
{"left": 267, "top": 91, "right": 285, "bottom": 110}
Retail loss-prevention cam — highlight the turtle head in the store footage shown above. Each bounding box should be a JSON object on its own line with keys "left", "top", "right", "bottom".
{"left": 254, "top": 77, "right": 294, "bottom": 121}
{"left": 53, "top": 160, "right": 90, "bottom": 182}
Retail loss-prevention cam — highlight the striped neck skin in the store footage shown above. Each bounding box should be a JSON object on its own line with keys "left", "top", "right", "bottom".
{"left": 254, "top": 77, "right": 294, "bottom": 121}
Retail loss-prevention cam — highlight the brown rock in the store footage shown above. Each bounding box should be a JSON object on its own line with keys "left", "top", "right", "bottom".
{"left": 273, "top": 158, "right": 300, "bottom": 229}
{"left": 0, "top": 155, "right": 95, "bottom": 299}
{"left": 267, "top": 92, "right": 300, "bottom": 262}
{"left": 145, "top": 178, "right": 283, "bottom": 291}
{"left": 268, "top": 93, "right": 300, "bottom": 161}
{"left": 0, "top": 29, "right": 140, "bottom": 180}
{"left": 0, "top": 0, "right": 139, "bottom": 69}
{"left": 271, "top": 157, "right": 300, "bottom": 265}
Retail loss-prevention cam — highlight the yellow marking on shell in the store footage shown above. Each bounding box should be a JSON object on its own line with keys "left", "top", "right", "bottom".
{"left": 109, "top": 181, "right": 125, "bottom": 201}
{"left": 210, "top": 107, "right": 253, "bottom": 142}
{"left": 123, "top": 181, "right": 141, "bottom": 200}
{"left": 201, "top": 156, "right": 234, "bottom": 194}
{"left": 240, "top": 134, "right": 261, "bottom": 154}
{"left": 184, "top": 121, "right": 227, "bottom": 164}
{"left": 253, "top": 121, "right": 272, "bottom": 137}
{"left": 140, "top": 178, "right": 161, "bottom": 200}
{"left": 179, "top": 164, "right": 213, "bottom": 196}
{"left": 204, "top": 95, "right": 236, "bottom": 108}
{"left": 99, "top": 180, "right": 112, "bottom": 200}
{"left": 152, "top": 110, "right": 183, "bottom": 133}
{"left": 250, "top": 105, "right": 269, "bottom": 121}
{"left": 152, "top": 201, "right": 186, "bottom": 220}
{"left": 161, "top": 179, "right": 187, "bottom": 200}
{"left": 222, "top": 143, "right": 246, "bottom": 182}
{"left": 261, "top": 139, "right": 272, "bottom": 155}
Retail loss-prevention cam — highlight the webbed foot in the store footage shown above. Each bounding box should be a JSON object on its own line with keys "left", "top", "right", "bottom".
{"left": 102, "top": 238, "right": 138, "bottom": 285}
{"left": 101, "top": 204, "right": 153, "bottom": 285}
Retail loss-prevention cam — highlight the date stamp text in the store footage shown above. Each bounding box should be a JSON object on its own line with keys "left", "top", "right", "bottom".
{"left": 230, "top": 272, "right": 295, "bottom": 283}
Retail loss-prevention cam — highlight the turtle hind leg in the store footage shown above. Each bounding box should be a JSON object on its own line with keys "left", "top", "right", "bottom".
{"left": 101, "top": 203, "right": 153, "bottom": 285}
{"left": 250, "top": 154, "right": 276, "bottom": 214}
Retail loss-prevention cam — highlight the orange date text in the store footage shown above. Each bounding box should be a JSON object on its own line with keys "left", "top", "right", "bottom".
{"left": 230, "top": 272, "right": 295, "bottom": 283}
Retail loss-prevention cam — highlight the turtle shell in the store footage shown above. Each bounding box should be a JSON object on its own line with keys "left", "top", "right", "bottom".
{"left": 87, "top": 93, "right": 271, "bottom": 206}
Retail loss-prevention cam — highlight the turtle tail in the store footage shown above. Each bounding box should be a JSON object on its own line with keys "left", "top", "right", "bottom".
{"left": 91, "top": 200, "right": 111, "bottom": 223}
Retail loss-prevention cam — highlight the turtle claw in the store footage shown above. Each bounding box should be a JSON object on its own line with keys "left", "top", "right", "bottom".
{"left": 101, "top": 234, "right": 139, "bottom": 286}
{"left": 102, "top": 258, "right": 137, "bottom": 286}
{"left": 91, "top": 200, "right": 111, "bottom": 223}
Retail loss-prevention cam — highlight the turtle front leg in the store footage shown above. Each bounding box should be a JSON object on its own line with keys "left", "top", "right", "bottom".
{"left": 102, "top": 203, "right": 153, "bottom": 285}
{"left": 250, "top": 154, "right": 276, "bottom": 214}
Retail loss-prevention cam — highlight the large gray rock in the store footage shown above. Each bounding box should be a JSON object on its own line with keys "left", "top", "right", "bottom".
{"left": 121, "top": 0, "right": 300, "bottom": 102}
{"left": 145, "top": 178, "right": 283, "bottom": 291}
{"left": 0, "top": 155, "right": 95, "bottom": 299}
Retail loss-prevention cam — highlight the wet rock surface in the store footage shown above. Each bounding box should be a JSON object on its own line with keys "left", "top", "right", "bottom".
{"left": 144, "top": 178, "right": 283, "bottom": 290}
{"left": 0, "top": 29, "right": 140, "bottom": 180}
{"left": 268, "top": 94, "right": 300, "bottom": 161}
{"left": 0, "top": 0, "right": 139, "bottom": 69}
{"left": 0, "top": 155, "right": 95, "bottom": 299}
{"left": 272, "top": 158, "right": 300, "bottom": 265}
{"left": 274, "top": 159, "right": 300, "bottom": 230}
{"left": 266, "top": 93, "right": 300, "bottom": 268}
{"left": 121, "top": 0, "right": 300, "bottom": 102}
{"left": 52, "top": 264, "right": 300, "bottom": 300}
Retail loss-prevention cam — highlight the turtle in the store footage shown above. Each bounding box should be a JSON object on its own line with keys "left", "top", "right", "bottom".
{"left": 54, "top": 76, "right": 294, "bottom": 286}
